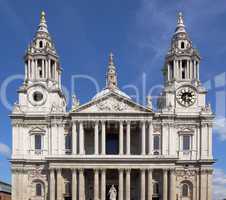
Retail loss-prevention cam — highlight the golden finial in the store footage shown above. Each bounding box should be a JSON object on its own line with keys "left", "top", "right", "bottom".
{"left": 40, "top": 11, "right": 46, "bottom": 24}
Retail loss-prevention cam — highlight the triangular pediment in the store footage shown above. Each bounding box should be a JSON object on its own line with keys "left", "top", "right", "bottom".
{"left": 72, "top": 91, "right": 151, "bottom": 113}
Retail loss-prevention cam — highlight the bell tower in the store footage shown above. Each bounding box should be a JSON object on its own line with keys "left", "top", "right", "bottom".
{"left": 24, "top": 11, "right": 61, "bottom": 88}
{"left": 158, "top": 12, "right": 208, "bottom": 113}
{"left": 14, "top": 11, "right": 66, "bottom": 114}
{"left": 164, "top": 12, "right": 200, "bottom": 84}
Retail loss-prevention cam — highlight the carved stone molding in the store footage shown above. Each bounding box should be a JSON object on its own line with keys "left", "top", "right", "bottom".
{"left": 176, "top": 169, "right": 197, "bottom": 179}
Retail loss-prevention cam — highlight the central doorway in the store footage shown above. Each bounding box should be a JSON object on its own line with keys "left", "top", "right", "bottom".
{"left": 106, "top": 169, "right": 119, "bottom": 199}
{"left": 106, "top": 184, "right": 119, "bottom": 200}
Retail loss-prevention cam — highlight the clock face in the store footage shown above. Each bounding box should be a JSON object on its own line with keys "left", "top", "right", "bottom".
{"left": 176, "top": 87, "right": 196, "bottom": 107}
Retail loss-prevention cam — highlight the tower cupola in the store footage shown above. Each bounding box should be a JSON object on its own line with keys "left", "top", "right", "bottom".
{"left": 24, "top": 11, "right": 61, "bottom": 89}
{"left": 164, "top": 12, "right": 200, "bottom": 84}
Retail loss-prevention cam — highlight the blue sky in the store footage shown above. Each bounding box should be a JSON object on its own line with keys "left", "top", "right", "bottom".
{"left": 0, "top": 0, "right": 226, "bottom": 199}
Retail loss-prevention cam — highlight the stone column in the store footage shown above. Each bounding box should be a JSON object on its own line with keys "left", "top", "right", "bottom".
{"left": 126, "top": 169, "right": 131, "bottom": 200}
{"left": 140, "top": 169, "right": 146, "bottom": 200}
{"left": 148, "top": 121, "right": 153, "bottom": 155}
{"left": 197, "top": 62, "right": 200, "bottom": 80}
{"left": 79, "top": 121, "right": 85, "bottom": 155}
{"left": 50, "top": 169, "right": 55, "bottom": 200}
{"left": 57, "top": 169, "right": 62, "bottom": 200}
{"left": 170, "top": 169, "right": 176, "bottom": 200}
{"left": 119, "top": 169, "right": 124, "bottom": 200}
{"left": 101, "top": 169, "right": 106, "bottom": 200}
{"left": 35, "top": 59, "right": 38, "bottom": 79}
{"left": 94, "top": 169, "right": 99, "bottom": 200}
{"left": 25, "top": 62, "right": 28, "bottom": 80}
{"left": 141, "top": 121, "right": 146, "bottom": 155}
{"left": 101, "top": 121, "right": 106, "bottom": 155}
{"left": 194, "top": 60, "right": 197, "bottom": 79}
{"left": 167, "top": 64, "right": 170, "bottom": 81}
{"left": 79, "top": 169, "right": 85, "bottom": 200}
{"left": 72, "top": 169, "right": 77, "bottom": 200}
{"left": 48, "top": 59, "right": 51, "bottom": 79}
{"left": 126, "top": 121, "right": 131, "bottom": 155}
{"left": 208, "top": 169, "right": 213, "bottom": 200}
{"left": 42, "top": 59, "right": 44, "bottom": 78}
{"left": 54, "top": 61, "right": 57, "bottom": 80}
{"left": 94, "top": 121, "right": 99, "bottom": 155}
{"left": 163, "top": 169, "right": 168, "bottom": 200}
{"left": 72, "top": 122, "right": 77, "bottom": 154}
{"left": 148, "top": 169, "right": 153, "bottom": 200}
{"left": 119, "top": 121, "right": 124, "bottom": 155}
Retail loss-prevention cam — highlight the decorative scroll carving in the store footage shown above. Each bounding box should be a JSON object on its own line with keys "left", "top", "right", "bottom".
{"left": 176, "top": 169, "right": 197, "bottom": 179}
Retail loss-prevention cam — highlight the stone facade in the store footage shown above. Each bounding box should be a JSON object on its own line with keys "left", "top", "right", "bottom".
{"left": 11, "top": 12, "right": 214, "bottom": 200}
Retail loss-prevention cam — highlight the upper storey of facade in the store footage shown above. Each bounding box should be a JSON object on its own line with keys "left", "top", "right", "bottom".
{"left": 11, "top": 12, "right": 214, "bottom": 163}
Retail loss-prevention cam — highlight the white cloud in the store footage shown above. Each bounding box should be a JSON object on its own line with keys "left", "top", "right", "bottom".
{"left": 213, "top": 168, "right": 226, "bottom": 200}
{"left": 0, "top": 143, "right": 11, "bottom": 158}
{"left": 213, "top": 117, "right": 226, "bottom": 141}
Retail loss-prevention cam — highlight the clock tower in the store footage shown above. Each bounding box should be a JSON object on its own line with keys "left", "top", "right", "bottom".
{"left": 158, "top": 12, "right": 207, "bottom": 113}
{"left": 14, "top": 11, "right": 66, "bottom": 114}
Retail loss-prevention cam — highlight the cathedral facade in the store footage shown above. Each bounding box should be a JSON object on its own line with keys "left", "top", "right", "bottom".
{"left": 11, "top": 12, "right": 214, "bottom": 200}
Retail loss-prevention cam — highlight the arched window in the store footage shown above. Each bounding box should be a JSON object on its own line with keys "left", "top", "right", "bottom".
{"left": 181, "top": 41, "right": 185, "bottom": 49}
{"left": 182, "top": 183, "right": 189, "bottom": 197}
{"left": 153, "top": 182, "right": 159, "bottom": 194}
{"left": 36, "top": 183, "right": 42, "bottom": 196}
{"left": 39, "top": 41, "right": 43, "bottom": 48}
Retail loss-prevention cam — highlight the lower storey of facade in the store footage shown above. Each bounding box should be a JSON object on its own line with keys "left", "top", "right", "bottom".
{"left": 11, "top": 162, "right": 213, "bottom": 200}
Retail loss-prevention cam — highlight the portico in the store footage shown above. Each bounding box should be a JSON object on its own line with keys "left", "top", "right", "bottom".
{"left": 48, "top": 166, "right": 176, "bottom": 200}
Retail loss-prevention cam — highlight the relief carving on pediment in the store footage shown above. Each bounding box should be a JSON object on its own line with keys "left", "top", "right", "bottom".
{"left": 96, "top": 98, "right": 128, "bottom": 111}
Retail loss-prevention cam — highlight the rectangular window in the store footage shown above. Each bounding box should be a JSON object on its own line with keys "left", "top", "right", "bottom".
{"left": 153, "top": 135, "right": 160, "bottom": 151}
{"left": 65, "top": 134, "right": 72, "bottom": 150}
{"left": 35, "top": 135, "right": 42, "bottom": 150}
{"left": 183, "top": 135, "right": 190, "bottom": 151}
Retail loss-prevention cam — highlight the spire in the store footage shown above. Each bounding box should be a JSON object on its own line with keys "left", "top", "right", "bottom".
{"left": 109, "top": 52, "right": 115, "bottom": 67}
{"left": 106, "top": 52, "right": 117, "bottom": 89}
{"left": 38, "top": 11, "right": 48, "bottom": 33}
{"left": 175, "top": 12, "right": 186, "bottom": 34}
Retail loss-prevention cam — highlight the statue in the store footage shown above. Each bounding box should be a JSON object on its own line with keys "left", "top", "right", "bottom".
{"left": 146, "top": 96, "right": 152, "bottom": 110}
{"left": 72, "top": 94, "right": 80, "bottom": 111}
{"left": 108, "top": 185, "right": 117, "bottom": 200}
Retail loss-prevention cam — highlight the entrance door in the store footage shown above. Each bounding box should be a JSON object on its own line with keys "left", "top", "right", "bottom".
{"left": 106, "top": 184, "right": 119, "bottom": 200}
{"left": 64, "top": 197, "right": 72, "bottom": 200}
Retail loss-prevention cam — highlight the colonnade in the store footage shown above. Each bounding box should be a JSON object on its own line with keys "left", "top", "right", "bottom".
{"left": 25, "top": 58, "right": 58, "bottom": 81}
{"left": 49, "top": 168, "right": 176, "bottom": 200}
{"left": 72, "top": 120, "right": 154, "bottom": 155}
{"left": 167, "top": 59, "right": 199, "bottom": 81}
